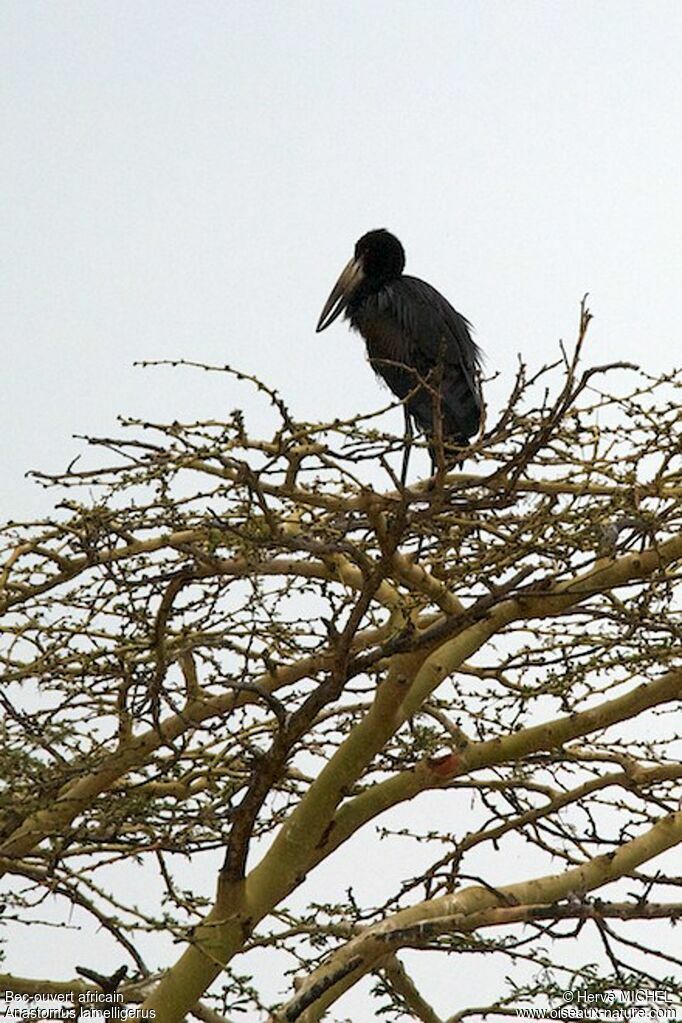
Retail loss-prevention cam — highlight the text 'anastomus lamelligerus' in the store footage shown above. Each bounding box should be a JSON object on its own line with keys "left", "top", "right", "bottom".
{"left": 316, "top": 229, "right": 483, "bottom": 481}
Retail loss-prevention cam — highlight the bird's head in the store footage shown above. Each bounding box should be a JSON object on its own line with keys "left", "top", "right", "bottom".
{"left": 316, "top": 229, "right": 405, "bottom": 332}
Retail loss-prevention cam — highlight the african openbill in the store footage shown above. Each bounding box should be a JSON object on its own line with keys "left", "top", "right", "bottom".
{"left": 316, "top": 229, "right": 482, "bottom": 480}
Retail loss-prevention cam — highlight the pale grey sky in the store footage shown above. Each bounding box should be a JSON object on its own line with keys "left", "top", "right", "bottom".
{"left": 3, "top": 0, "right": 681, "bottom": 518}
{"left": 2, "top": 0, "right": 681, "bottom": 1017}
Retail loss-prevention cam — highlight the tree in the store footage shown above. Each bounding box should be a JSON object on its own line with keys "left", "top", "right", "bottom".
{"left": 1, "top": 305, "right": 681, "bottom": 1022}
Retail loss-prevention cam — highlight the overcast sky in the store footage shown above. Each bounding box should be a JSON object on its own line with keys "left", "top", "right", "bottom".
{"left": 2, "top": 0, "right": 682, "bottom": 1016}
{"left": 3, "top": 0, "right": 681, "bottom": 520}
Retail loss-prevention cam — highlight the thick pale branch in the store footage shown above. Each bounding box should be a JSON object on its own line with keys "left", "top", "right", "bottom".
{"left": 276, "top": 810, "right": 682, "bottom": 1020}
{"left": 3, "top": 354, "right": 681, "bottom": 1022}
{"left": 0, "top": 618, "right": 396, "bottom": 866}
{"left": 141, "top": 536, "right": 682, "bottom": 1022}
{"left": 315, "top": 757, "right": 682, "bottom": 866}
{"left": 400, "top": 531, "right": 682, "bottom": 718}
{"left": 380, "top": 955, "right": 443, "bottom": 1023}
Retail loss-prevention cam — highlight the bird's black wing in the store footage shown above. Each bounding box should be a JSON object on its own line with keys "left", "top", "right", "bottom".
{"left": 375, "top": 275, "right": 483, "bottom": 443}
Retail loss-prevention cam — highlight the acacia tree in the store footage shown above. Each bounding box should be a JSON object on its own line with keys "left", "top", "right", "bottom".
{"left": 1, "top": 307, "right": 681, "bottom": 1022}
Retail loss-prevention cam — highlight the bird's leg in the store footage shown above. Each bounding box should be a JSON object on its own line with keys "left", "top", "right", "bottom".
{"left": 429, "top": 446, "right": 437, "bottom": 479}
{"left": 400, "top": 408, "right": 414, "bottom": 487}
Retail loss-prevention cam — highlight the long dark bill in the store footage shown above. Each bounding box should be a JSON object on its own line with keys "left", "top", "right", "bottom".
{"left": 315, "top": 257, "right": 364, "bottom": 332}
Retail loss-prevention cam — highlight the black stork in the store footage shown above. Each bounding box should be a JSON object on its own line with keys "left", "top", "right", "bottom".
{"left": 316, "top": 229, "right": 482, "bottom": 480}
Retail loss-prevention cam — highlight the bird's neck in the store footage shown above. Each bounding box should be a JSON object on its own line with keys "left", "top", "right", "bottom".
{"left": 347, "top": 276, "right": 395, "bottom": 319}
